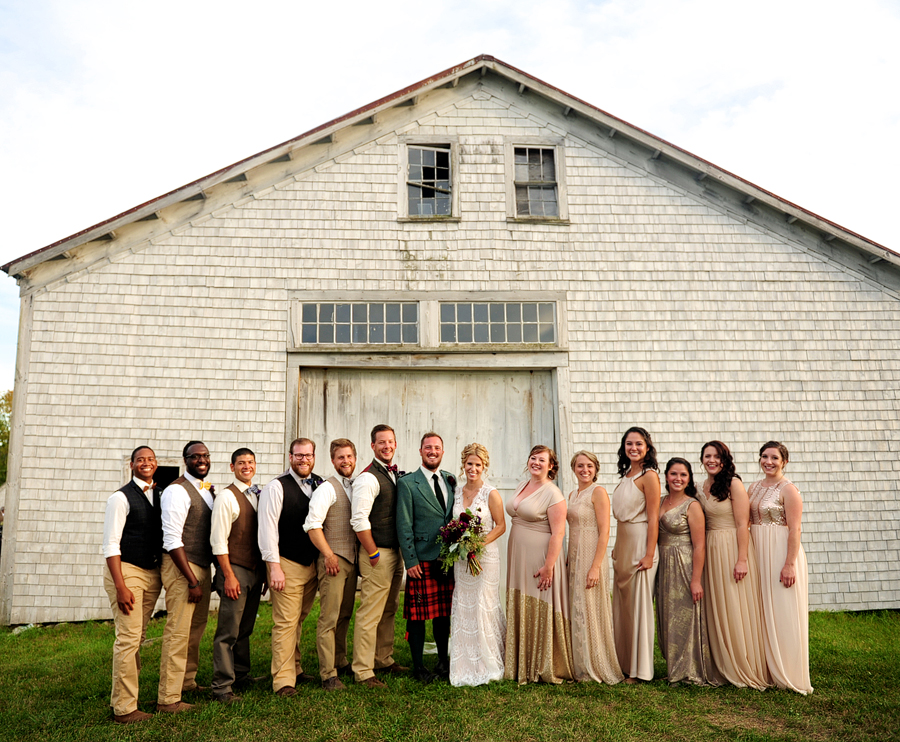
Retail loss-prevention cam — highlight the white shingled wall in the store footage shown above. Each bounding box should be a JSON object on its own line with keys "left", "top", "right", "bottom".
{"left": 4, "top": 81, "right": 898, "bottom": 624}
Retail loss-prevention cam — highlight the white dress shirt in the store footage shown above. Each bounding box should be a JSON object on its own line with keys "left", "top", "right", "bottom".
{"left": 101, "top": 477, "right": 155, "bottom": 558}
{"left": 210, "top": 480, "right": 259, "bottom": 556}
{"left": 303, "top": 476, "right": 354, "bottom": 532}
{"left": 161, "top": 471, "right": 214, "bottom": 553}
{"left": 257, "top": 469, "right": 316, "bottom": 564}
{"left": 350, "top": 462, "right": 396, "bottom": 533}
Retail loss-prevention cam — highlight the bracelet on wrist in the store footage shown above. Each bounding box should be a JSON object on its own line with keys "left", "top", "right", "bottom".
{"left": 369, "top": 550, "right": 380, "bottom": 559}
{"left": 187, "top": 581, "right": 199, "bottom": 589}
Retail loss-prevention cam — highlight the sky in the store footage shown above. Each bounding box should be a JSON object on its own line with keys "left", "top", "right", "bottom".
{"left": 0, "top": 0, "right": 898, "bottom": 391}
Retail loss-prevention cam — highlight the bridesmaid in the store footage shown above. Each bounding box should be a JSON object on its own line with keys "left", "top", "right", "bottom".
{"left": 611, "top": 427, "right": 660, "bottom": 684}
{"left": 566, "top": 451, "right": 624, "bottom": 684}
{"left": 748, "top": 441, "right": 812, "bottom": 695}
{"left": 504, "top": 445, "right": 574, "bottom": 684}
{"left": 656, "top": 458, "right": 723, "bottom": 686}
{"left": 699, "top": 441, "right": 771, "bottom": 690}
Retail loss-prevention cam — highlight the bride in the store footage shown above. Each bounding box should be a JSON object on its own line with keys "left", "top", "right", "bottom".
{"left": 449, "top": 443, "right": 507, "bottom": 686}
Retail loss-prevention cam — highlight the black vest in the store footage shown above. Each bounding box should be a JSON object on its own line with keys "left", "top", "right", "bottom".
{"left": 118, "top": 479, "right": 163, "bottom": 570}
{"left": 364, "top": 460, "right": 398, "bottom": 549}
{"left": 276, "top": 473, "right": 320, "bottom": 567}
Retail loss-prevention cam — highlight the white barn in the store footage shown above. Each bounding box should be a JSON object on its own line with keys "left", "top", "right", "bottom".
{"left": 2, "top": 55, "right": 898, "bottom": 625}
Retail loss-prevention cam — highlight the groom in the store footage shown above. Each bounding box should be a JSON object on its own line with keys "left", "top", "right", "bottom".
{"left": 396, "top": 432, "right": 456, "bottom": 683}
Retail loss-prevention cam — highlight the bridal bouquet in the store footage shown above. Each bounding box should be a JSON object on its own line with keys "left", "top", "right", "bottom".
{"left": 437, "top": 509, "right": 486, "bottom": 576}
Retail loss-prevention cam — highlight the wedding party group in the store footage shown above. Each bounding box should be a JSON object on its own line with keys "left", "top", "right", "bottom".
{"left": 101, "top": 424, "right": 810, "bottom": 725}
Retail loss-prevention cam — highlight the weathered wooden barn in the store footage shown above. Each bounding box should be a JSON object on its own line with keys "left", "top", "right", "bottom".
{"left": 2, "top": 55, "right": 898, "bottom": 625}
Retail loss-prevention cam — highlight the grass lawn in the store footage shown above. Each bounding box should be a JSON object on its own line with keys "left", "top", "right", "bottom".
{"left": 0, "top": 602, "right": 896, "bottom": 742}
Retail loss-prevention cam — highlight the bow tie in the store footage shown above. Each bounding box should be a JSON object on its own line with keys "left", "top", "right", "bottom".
{"left": 197, "top": 481, "right": 212, "bottom": 490}
{"left": 142, "top": 482, "right": 155, "bottom": 493}
{"left": 385, "top": 464, "right": 399, "bottom": 475}
{"left": 302, "top": 478, "right": 317, "bottom": 487}
{"left": 247, "top": 484, "right": 261, "bottom": 496}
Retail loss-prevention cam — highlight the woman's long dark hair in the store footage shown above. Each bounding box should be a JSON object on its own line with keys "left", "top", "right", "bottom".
{"left": 665, "top": 457, "right": 697, "bottom": 499}
{"left": 617, "top": 427, "right": 659, "bottom": 478}
{"left": 701, "top": 440, "right": 741, "bottom": 502}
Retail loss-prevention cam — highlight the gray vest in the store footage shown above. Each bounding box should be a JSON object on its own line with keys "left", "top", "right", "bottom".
{"left": 322, "top": 476, "right": 358, "bottom": 564}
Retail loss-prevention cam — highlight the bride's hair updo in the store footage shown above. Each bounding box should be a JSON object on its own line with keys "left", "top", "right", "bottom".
{"left": 460, "top": 442, "right": 490, "bottom": 474}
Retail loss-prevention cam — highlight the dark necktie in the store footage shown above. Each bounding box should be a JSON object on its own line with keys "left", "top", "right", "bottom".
{"left": 432, "top": 474, "right": 446, "bottom": 511}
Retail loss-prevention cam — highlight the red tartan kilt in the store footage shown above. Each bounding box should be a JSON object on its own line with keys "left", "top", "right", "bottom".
{"left": 403, "top": 559, "right": 454, "bottom": 620}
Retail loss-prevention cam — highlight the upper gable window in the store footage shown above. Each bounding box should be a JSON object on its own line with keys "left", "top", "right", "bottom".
{"left": 514, "top": 147, "right": 558, "bottom": 217}
{"left": 300, "top": 302, "right": 418, "bottom": 345}
{"left": 440, "top": 302, "right": 557, "bottom": 345}
{"left": 408, "top": 145, "right": 451, "bottom": 217}
{"left": 398, "top": 136, "right": 460, "bottom": 222}
{"left": 504, "top": 138, "right": 568, "bottom": 223}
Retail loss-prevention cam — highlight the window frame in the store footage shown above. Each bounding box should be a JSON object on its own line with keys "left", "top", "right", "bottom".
{"left": 398, "top": 135, "right": 461, "bottom": 222}
{"left": 504, "top": 137, "right": 569, "bottom": 223}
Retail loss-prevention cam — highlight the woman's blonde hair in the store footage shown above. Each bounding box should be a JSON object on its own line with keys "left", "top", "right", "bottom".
{"left": 460, "top": 442, "right": 490, "bottom": 474}
{"left": 570, "top": 450, "right": 600, "bottom": 482}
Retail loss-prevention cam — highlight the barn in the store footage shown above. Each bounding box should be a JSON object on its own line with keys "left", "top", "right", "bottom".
{"left": 2, "top": 55, "right": 898, "bottom": 625}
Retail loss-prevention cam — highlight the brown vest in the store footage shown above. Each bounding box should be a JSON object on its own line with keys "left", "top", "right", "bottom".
{"left": 225, "top": 484, "right": 261, "bottom": 571}
{"left": 322, "top": 476, "right": 358, "bottom": 564}
{"left": 167, "top": 476, "right": 213, "bottom": 568}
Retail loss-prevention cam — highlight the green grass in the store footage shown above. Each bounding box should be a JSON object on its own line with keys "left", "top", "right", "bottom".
{"left": 0, "top": 604, "right": 896, "bottom": 742}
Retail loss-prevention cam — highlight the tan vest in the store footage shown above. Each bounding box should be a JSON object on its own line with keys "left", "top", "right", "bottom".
{"left": 322, "top": 476, "right": 358, "bottom": 564}
{"left": 225, "top": 484, "right": 261, "bottom": 571}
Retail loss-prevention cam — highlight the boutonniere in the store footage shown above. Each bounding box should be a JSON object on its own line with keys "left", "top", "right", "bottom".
{"left": 447, "top": 474, "right": 457, "bottom": 489}
{"left": 209, "top": 484, "right": 216, "bottom": 497}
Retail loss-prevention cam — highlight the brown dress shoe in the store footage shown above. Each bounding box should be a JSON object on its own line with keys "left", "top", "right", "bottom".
{"left": 213, "top": 691, "right": 243, "bottom": 704}
{"left": 336, "top": 663, "right": 353, "bottom": 676}
{"left": 295, "top": 672, "right": 317, "bottom": 684}
{"left": 322, "top": 677, "right": 346, "bottom": 691}
{"left": 156, "top": 701, "right": 194, "bottom": 714}
{"left": 358, "top": 677, "right": 387, "bottom": 688}
{"left": 113, "top": 709, "right": 153, "bottom": 724}
{"left": 275, "top": 686, "right": 298, "bottom": 697}
{"left": 182, "top": 683, "right": 208, "bottom": 693}
{"left": 377, "top": 662, "right": 409, "bottom": 674}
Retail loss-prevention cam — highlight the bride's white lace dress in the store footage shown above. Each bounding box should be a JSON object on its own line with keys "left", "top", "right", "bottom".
{"left": 449, "top": 482, "right": 506, "bottom": 687}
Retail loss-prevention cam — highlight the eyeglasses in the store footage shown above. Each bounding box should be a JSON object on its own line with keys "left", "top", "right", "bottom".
{"left": 290, "top": 453, "right": 315, "bottom": 460}
{"left": 187, "top": 454, "right": 211, "bottom": 461}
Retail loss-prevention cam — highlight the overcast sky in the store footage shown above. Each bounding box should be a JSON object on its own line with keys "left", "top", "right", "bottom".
{"left": 1, "top": 0, "right": 898, "bottom": 390}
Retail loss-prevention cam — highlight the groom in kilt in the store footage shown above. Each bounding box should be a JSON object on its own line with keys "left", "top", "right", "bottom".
{"left": 396, "top": 432, "right": 456, "bottom": 683}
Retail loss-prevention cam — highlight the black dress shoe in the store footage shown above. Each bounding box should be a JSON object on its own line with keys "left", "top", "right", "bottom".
{"left": 336, "top": 663, "right": 353, "bottom": 677}
{"left": 233, "top": 674, "right": 267, "bottom": 690}
{"left": 413, "top": 667, "right": 436, "bottom": 684}
{"left": 433, "top": 660, "right": 450, "bottom": 679}
{"left": 295, "top": 672, "right": 317, "bottom": 684}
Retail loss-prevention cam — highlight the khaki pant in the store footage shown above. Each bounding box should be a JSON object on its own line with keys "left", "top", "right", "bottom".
{"left": 157, "top": 555, "right": 211, "bottom": 705}
{"left": 103, "top": 562, "right": 162, "bottom": 716}
{"left": 270, "top": 556, "right": 318, "bottom": 691}
{"left": 352, "top": 547, "right": 402, "bottom": 681}
{"left": 315, "top": 553, "right": 358, "bottom": 680}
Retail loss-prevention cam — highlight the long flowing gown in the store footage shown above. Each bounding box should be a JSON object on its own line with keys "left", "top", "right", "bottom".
{"left": 611, "top": 473, "right": 659, "bottom": 681}
{"left": 566, "top": 485, "right": 624, "bottom": 684}
{"left": 699, "top": 487, "right": 771, "bottom": 690}
{"left": 748, "top": 479, "right": 813, "bottom": 695}
{"left": 504, "top": 480, "right": 574, "bottom": 684}
{"left": 449, "top": 482, "right": 506, "bottom": 687}
{"left": 655, "top": 497, "right": 724, "bottom": 686}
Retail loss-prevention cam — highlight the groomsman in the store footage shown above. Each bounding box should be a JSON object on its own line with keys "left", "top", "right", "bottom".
{"left": 350, "top": 424, "right": 408, "bottom": 687}
{"left": 210, "top": 448, "right": 265, "bottom": 703}
{"left": 303, "top": 438, "right": 359, "bottom": 691}
{"left": 157, "top": 441, "right": 215, "bottom": 713}
{"left": 396, "top": 433, "right": 456, "bottom": 682}
{"left": 102, "top": 446, "right": 163, "bottom": 724}
{"left": 258, "top": 438, "right": 323, "bottom": 696}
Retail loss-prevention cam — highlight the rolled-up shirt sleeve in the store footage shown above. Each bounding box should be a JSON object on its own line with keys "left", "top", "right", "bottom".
{"left": 102, "top": 491, "right": 129, "bottom": 558}
{"left": 258, "top": 478, "right": 285, "bottom": 563}
{"left": 161, "top": 483, "right": 191, "bottom": 552}
{"left": 303, "top": 481, "right": 336, "bottom": 532}
{"left": 350, "top": 471, "right": 379, "bottom": 533}
{"left": 210, "top": 488, "right": 240, "bottom": 556}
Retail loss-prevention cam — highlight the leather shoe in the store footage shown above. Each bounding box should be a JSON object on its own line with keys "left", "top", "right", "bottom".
{"left": 213, "top": 691, "right": 242, "bottom": 704}
{"left": 156, "top": 701, "right": 193, "bottom": 714}
{"left": 113, "top": 710, "right": 152, "bottom": 724}
{"left": 433, "top": 660, "right": 450, "bottom": 679}
{"left": 182, "top": 683, "right": 208, "bottom": 693}
{"left": 358, "top": 676, "right": 387, "bottom": 688}
{"left": 413, "top": 666, "right": 436, "bottom": 684}
{"left": 377, "top": 662, "right": 409, "bottom": 674}
{"left": 275, "top": 686, "right": 298, "bottom": 697}
{"left": 336, "top": 663, "right": 353, "bottom": 677}
{"left": 233, "top": 674, "right": 267, "bottom": 690}
{"left": 295, "top": 672, "right": 316, "bottom": 684}
{"left": 322, "top": 677, "right": 346, "bottom": 691}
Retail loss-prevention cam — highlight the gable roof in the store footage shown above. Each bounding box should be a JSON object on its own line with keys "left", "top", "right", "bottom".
{"left": 4, "top": 54, "right": 897, "bottom": 280}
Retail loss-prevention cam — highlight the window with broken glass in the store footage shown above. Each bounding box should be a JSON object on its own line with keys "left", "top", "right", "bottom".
{"left": 514, "top": 147, "right": 559, "bottom": 217}
{"left": 301, "top": 302, "right": 418, "bottom": 345}
{"left": 439, "top": 302, "right": 556, "bottom": 344}
{"left": 407, "top": 145, "right": 452, "bottom": 217}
